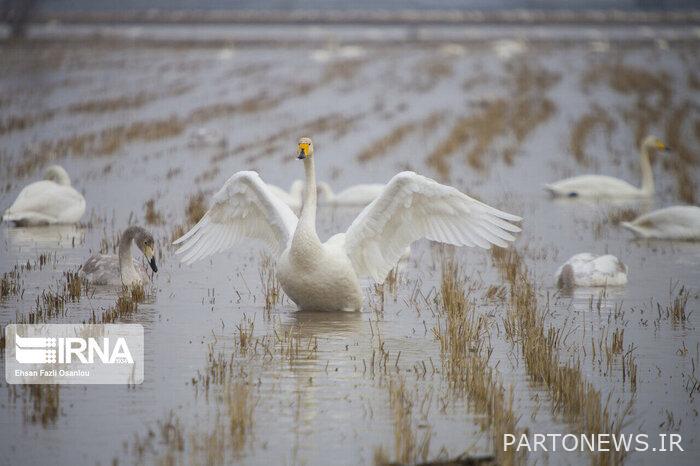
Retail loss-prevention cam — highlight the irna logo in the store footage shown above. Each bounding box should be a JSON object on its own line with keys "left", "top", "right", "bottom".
{"left": 14, "top": 334, "right": 134, "bottom": 365}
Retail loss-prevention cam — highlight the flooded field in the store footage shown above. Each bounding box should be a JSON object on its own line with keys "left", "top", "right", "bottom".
{"left": 1, "top": 22, "right": 699, "bottom": 465}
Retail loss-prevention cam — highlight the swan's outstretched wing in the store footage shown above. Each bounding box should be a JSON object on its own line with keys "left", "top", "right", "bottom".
{"left": 173, "top": 171, "right": 298, "bottom": 264}
{"left": 343, "top": 171, "right": 521, "bottom": 281}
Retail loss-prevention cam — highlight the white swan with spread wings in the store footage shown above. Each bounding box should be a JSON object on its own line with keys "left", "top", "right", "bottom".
{"left": 174, "top": 137, "right": 521, "bottom": 312}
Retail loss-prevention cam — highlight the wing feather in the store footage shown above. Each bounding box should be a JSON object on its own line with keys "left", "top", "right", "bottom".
{"left": 174, "top": 171, "right": 298, "bottom": 264}
{"left": 343, "top": 171, "right": 521, "bottom": 281}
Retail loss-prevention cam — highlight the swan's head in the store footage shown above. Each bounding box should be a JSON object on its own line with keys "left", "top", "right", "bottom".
{"left": 43, "top": 165, "right": 71, "bottom": 186}
{"left": 135, "top": 230, "right": 158, "bottom": 273}
{"left": 642, "top": 135, "right": 669, "bottom": 153}
{"left": 296, "top": 137, "right": 314, "bottom": 160}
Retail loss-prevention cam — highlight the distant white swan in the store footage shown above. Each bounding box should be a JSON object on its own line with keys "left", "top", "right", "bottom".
{"left": 174, "top": 137, "right": 521, "bottom": 312}
{"left": 317, "top": 181, "right": 385, "bottom": 206}
{"left": 3, "top": 165, "right": 86, "bottom": 226}
{"left": 82, "top": 226, "right": 158, "bottom": 286}
{"left": 555, "top": 253, "right": 628, "bottom": 288}
{"left": 267, "top": 180, "right": 304, "bottom": 211}
{"left": 269, "top": 180, "right": 385, "bottom": 209}
{"left": 544, "top": 136, "right": 668, "bottom": 198}
{"left": 622, "top": 206, "right": 700, "bottom": 240}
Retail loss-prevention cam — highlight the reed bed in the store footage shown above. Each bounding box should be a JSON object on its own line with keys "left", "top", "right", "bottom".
{"left": 427, "top": 61, "right": 558, "bottom": 179}
{"left": 356, "top": 112, "right": 444, "bottom": 163}
{"left": 569, "top": 105, "right": 616, "bottom": 166}
{"left": 491, "top": 247, "right": 631, "bottom": 466}
{"left": 7, "top": 384, "right": 62, "bottom": 427}
{"left": 1, "top": 267, "right": 22, "bottom": 298}
{"left": 430, "top": 260, "right": 524, "bottom": 466}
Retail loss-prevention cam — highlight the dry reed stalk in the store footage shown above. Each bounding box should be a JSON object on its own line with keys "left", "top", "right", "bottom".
{"left": 665, "top": 102, "right": 698, "bottom": 204}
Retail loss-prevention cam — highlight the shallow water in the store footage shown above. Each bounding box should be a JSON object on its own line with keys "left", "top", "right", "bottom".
{"left": 0, "top": 23, "right": 699, "bottom": 465}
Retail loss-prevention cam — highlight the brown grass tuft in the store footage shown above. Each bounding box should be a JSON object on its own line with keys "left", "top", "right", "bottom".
{"left": 144, "top": 198, "right": 165, "bottom": 225}
{"left": 569, "top": 105, "right": 616, "bottom": 165}
{"left": 357, "top": 112, "right": 444, "bottom": 163}
{"left": 1, "top": 267, "right": 22, "bottom": 298}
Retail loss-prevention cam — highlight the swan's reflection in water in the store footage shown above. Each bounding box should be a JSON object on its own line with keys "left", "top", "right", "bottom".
{"left": 4, "top": 224, "right": 85, "bottom": 250}
{"left": 278, "top": 309, "right": 365, "bottom": 340}
{"left": 266, "top": 310, "right": 368, "bottom": 441}
{"left": 555, "top": 285, "right": 626, "bottom": 312}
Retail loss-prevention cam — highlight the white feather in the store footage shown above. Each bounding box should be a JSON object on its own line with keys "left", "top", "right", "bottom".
{"left": 174, "top": 171, "right": 298, "bottom": 264}
{"left": 342, "top": 172, "right": 521, "bottom": 282}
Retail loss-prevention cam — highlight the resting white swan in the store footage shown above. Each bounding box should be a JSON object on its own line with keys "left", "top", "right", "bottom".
{"left": 544, "top": 136, "right": 668, "bottom": 198}
{"left": 3, "top": 165, "right": 86, "bottom": 226}
{"left": 174, "top": 137, "right": 521, "bottom": 312}
{"left": 555, "top": 253, "right": 627, "bottom": 288}
{"left": 317, "top": 182, "right": 385, "bottom": 206}
{"left": 81, "top": 226, "right": 158, "bottom": 286}
{"left": 267, "top": 180, "right": 304, "bottom": 211}
{"left": 622, "top": 206, "right": 700, "bottom": 240}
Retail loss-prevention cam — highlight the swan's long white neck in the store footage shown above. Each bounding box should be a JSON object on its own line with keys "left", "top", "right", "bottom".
{"left": 291, "top": 157, "right": 322, "bottom": 263}
{"left": 45, "top": 166, "right": 71, "bottom": 186}
{"left": 639, "top": 143, "right": 654, "bottom": 195}
{"left": 118, "top": 228, "right": 139, "bottom": 285}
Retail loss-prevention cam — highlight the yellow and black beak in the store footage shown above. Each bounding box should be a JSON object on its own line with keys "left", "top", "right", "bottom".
{"left": 144, "top": 245, "right": 158, "bottom": 273}
{"left": 656, "top": 141, "right": 670, "bottom": 152}
{"left": 297, "top": 143, "right": 309, "bottom": 160}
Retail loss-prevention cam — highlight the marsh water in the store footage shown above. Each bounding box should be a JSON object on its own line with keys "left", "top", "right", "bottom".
{"left": 0, "top": 21, "right": 699, "bottom": 465}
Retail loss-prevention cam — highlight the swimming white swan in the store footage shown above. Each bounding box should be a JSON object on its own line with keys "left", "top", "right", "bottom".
{"left": 174, "top": 137, "right": 521, "bottom": 312}
{"left": 267, "top": 180, "right": 304, "bottom": 211}
{"left": 269, "top": 180, "right": 385, "bottom": 209}
{"left": 317, "top": 181, "right": 385, "bottom": 207}
{"left": 554, "top": 253, "right": 627, "bottom": 288}
{"left": 3, "top": 165, "right": 86, "bottom": 226}
{"left": 621, "top": 206, "right": 700, "bottom": 240}
{"left": 544, "top": 136, "right": 668, "bottom": 198}
{"left": 81, "top": 226, "right": 158, "bottom": 286}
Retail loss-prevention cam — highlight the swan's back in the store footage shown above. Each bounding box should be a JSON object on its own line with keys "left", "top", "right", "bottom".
{"left": 81, "top": 254, "right": 148, "bottom": 286}
{"left": 555, "top": 253, "right": 627, "bottom": 288}
{"left": 333, "top": 184, "right": 385, "bottom": 205}
{"left": 3, "top": 180, "right": 86, "bottom": 226}
{"left": 622, "top": 206, "right": 700, "bottom": 240}
{"left": 545, "top": 175, "right": 639, "bottom": 198}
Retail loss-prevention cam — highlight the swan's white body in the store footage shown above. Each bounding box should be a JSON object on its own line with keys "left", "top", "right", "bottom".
{"left": 622, "top": 206, "right": 700, "bottom": 240}
{"left": 554, "top": 253, "right": 628, "bottom": 288}
{"left": 3, "top": 166, "right": 85, "bottom": 226}
{"left": 267, "top": 180, "right": 304, "bottom": 211}
{"left": 82, "top": 226, "right": 157, "bottom": 286}
{"left": 544, "top": 136, "right": 665, "bottom": 199}
{"left": 174, "top": 140, "right": 521, "bottom": 312}
{"left": 317, "top": 182, "right": 385, "bottom": 206}
{"left": 545, "top": 175, "right": 646, "bottom": 198}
